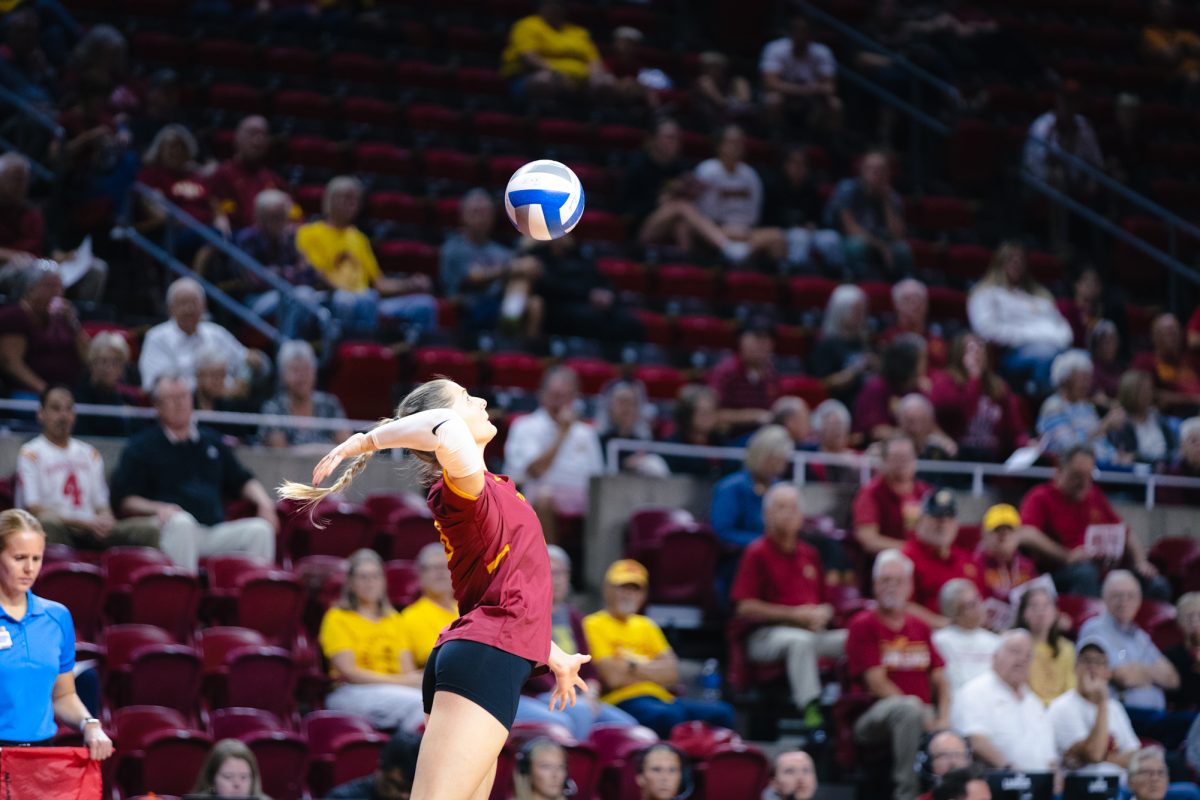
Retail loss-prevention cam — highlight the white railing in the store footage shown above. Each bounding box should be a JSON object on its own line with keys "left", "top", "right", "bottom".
{"left": 0, "top": 399, "right": 376, "bottom": 432}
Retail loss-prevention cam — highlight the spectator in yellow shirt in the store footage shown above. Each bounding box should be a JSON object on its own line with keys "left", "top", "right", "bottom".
{"left": 318, "top": 549, "right": 425, "bottom": 732}
{"left": 582, "top": 559, "right": 735, "bottom": 737}
{"left": 397, "top": 542, "right": 460, "bottom": 668}
{"left": 500, "top": 0, "right": 610, "bottom": 97}
{"left": 1143, "top": 0, "right": 1200, "bottom": 85}
{"left": 295, "top": 176, "right": 436, "bottom": 339}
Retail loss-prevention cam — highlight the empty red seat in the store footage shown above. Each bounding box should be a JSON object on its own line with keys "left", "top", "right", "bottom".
{"left": 778, "top": 374, "right": 827, "bottom": 407}
{"left": 275, "top": 89, "right": 333, "bottom": 120}
{"left": 457, "top": 67, "right": 507, "bottom": 96}
{"left": 376, "top": 240, "right": 438, "bottom": 278}
{"left": 633, "top": 365, "right": 686, "bottom": 401}
{"left": 354, "top": 144, "right": 414, "bottom": 178}
{"left": 103, "top": 546, "right": 174, "bottom": 620}
{"left": 236, "top": 570, "right": 306, "bottom": 647}
{"left": 656, "top": 264, "right": 716, "bottom": 304}
{"left": 126, "top": 565, "right": 200, "bottom": 642}
{"left": 912, "top": 196, "right": 975, "bottom": 232}
{"left": 245, "top": 730, "right": 309, "bottom": 800}
{"left": 648, "top": 523, "right": 719, "bottom": 607}
{"left": 596, "top": 124, "right": 645, "bottom": 152}
{"left": 198, "top": 626, "right": 268, "bottom": 675}
{"left": 1149, "top": 536, "right": 1200, "bottom": 592}
{"left": 597, "top": 258, "right": 648, "bottom": 295}
{"left": 423, "top": 149, "right": 481, "bottom": 183}
{"left": 907, "top": 239, "right": 945, "bottom": 273}
{"left": 284, "top": 136, "right": 342, "bottom": 171}
{"left": 723, "top": 272, "right": 779, "bottom": 307}
{"left": 489, "top": 352, "right": 545, "bottom": 392}
{"left": 329, "top": 53, "right": 389, "bottom": 83}
{"left": 946, "top": 244, "right": 992, "bottom": 279}
{"left": 343, "top": 96, "right": 400, "bottom": 129}
{"left": 385, "top": 559, "right": 421, "bottom": 607}
{"left": 407, "top": 105, "right": 466, "bottom": 136}
{"left": 677, "top": 315, "right": 736, "bottom": 351}
{"left": 263, "top": 46, "right": 321, "bottom": 77}
{"left": 125, "top": 729, "right": 213, "bottom": 798}
{"left": 304, "top": 711, "right": 388, "bottom": 798}
{"left": 329, "top": 342, "right": 399, "bottom": 420}
{"left": 367, "top": 192, "right": 427, "bottom": 227}
{"left": 394, "top": 60, "right": 452, "bottom": 90}
{"left": 536, "top": 118, "right": 594, "bottom": 149}
{"left": 208, "top": 83, "right": 264, "bottom": 114}
{"left": 216, "top": 646, "right": 298, "bottom": 721}
{"left": 383, "top": 508, "right": 440, "bottom": 561}
{"left": 635, "top": 310, "right": 673, "bottom": 347}
{"left": 194, "top": 39, "right": 256, "bottom": 72}
{"left": 927, "top": 286, "right": 967, "bottom": 324}
{"left": 413, "top": 346, "right": 479, "bottom": 387}
{"left": 774, "top": 325, "right": 811, "bottom": 360}
{"left": 488, "top": 155, "right": 528, "bottom": 188}
{"left": 1027, "top": 250, "right": 1063, "bottom": 284}
{"left": 563, "top": 357, "right": 619, "bottom": 395}
{"left": 626, "top": 508, "right": 696, "bottom": 564}
{"left": 699, "top": 745, "right": 771, "bottom": 798}
{"left": 433, "top": 197, "right": 461, "bottom": 230}
{"left": 471, "top": 111, "right": 528, "bottom": 144}
{"left": 1058, "top": 594, "right": 1105, "bottom": 637}
{"left": 209, "top": 707, "right": 282, "bottom": 741}
{"left": 857, "top": 280, "right": 892, "bottom": 315}
{"left": 576, "top": 210, "right": 626, "bottom": 245}
{"left": 34, "top": 562, "right": 102, "bottom": 641}
{"left": 788, "top": 276, "right": 837, "bottom": 311}
{"left": 294, "top": 184, "right": 326, "bottom": 216}
{"left": 103, "top": 625, "right": 202, "bottom": 718}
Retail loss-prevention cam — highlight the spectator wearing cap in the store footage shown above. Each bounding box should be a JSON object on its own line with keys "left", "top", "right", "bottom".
{"left": 1016, "top": 584, "right": 1076, "bottom": 706}
{"left": 950, "top": 630, "right": 1057, "bottom": 772}
{"left": 731, "top": 484, "right": 846, "bottom": 725}
{"left": 974, "top": 504, "right": 1038, "bottom": 603}
{"left": 1165, "top": 592, "right": 1200, "bottom": 711}
{"left": 763, "top": 750, "right": 818, "bottom": 800}
{"left": 847, "top": 548, "right": 949, "bottom": 800}
{"left": 932, "top": 579, "right": 998, "bottom": 694}
{"left": 824, "top": 151, "right": 913, "bottom": 280}
{"left": 1019, "top": 445, "right": 1167, "bottom": 600}
{"left": 852, "top": 435, "right": 931, "bottom": 556}
{"left": 760, "top": 16, "right": 843, "bottom": 136}
{"left": 1078, "top": 571, "right": 1195, "bottom": 749}
{"left": 707, "top": 321, "right": 781, "bottom": 439}
{"left": 901, "top": 490, "right": 985, "bottom": 627}
{"left": 207, "top": 115, "right": 289, "bottom": 230}
{"left": 882, "top": 280, "right": 947, "bottom": 370}
{"left": 326, "top": 730, "right": 420, "bottom": 799}
{"left": 1036, "top": 349, "right": 1125, "bottom": 466}
{"left": 584, "top": 559, "right": 735, "bottom": 737}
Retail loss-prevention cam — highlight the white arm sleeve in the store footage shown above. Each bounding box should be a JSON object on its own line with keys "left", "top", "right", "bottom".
{"left": 368, "top": 410, "right": 484, "bottom": 479}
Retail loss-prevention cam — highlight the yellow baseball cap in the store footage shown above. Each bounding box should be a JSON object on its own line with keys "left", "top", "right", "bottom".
{"left": 983, "top": 503, "right": 1021, "bottom": 532}
{"left": 605, "top": 559, "right": 649, "bottom": 588}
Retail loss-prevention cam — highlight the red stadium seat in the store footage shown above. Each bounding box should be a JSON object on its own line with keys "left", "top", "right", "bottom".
{"left": 294, "top": 184, "right": 326, "bottom": 216}
{"left": 343, "top": 96, "right": 401, "bottom": 129}
{"left": 103, "top": 546, "right": 174, "bottom": 622}
{"left": 723, "top": 272, "right": 779, "bottom": 307}
{"left": 236, "top": 571, "right": 306, "bottom": 647}
{"left": 408, "top": 105, "right": 467, "bottom": 136}
{"left": 928, "top": 286, "right": 968, "bottom": 324}
{"left": 355, "top": 144, "right": 414, "bottom": 178}
{"left": 423, "top": 149, "right": 482, "bottom": 183}
{"left": 487, "top": 155, "right": 529, "bottom": 188}
{"left": 633, "top": 365, "right": 686, "bottom": 401}
{"left": 536, "top": 118, "right": 594, "bottom": 150}
{"left": 368, "top": 192, "right": 427, "bottom": 227}
{"left": 198, "top": 627, "right": 268, "bottom": 674}
{"left": 656, "top": 264, "right": 717, "bottom": 304}
{"left": 627, "top": 508, "right": 696, "bottom": 557}
{"left": 472, "top": 111, "right": 529, "bottom": 145}
{"left": 647, "top": 523, "right": 719, "bottom": 608}
{"left": 128, "top": 730, "right": 213, "bottom": 798}
{"left": 457, "top": 67, "right": 507, "bottom": 97}
{"left": 103, "top": 625, "right": 202, "bottom": 718}
{"left": 563, "top": 358, "right": 619, "bottom": 395}
{"left": 1148, "top": 536, "right": 1200, "bottom": 593}
{"left": 489, "top": 351, "right": 545, "bottom": 392}
{"left": 678, "top": 315, "right": 736, "bottom": 351}
{"left": 788, "top": 276, "right": 837, "bottom": 311}
{"left": 383, "top": 508, "right": 441, "bottom": 561}
{"left": 774, "top": 325, "right": 812, "bottom": 360}
{"left": 907, "top": 239, "right": 945, "bottom": 273}
{"left": 329, "top": 342, "right": 399, "bottom": 421}
{"left": 948, "top": 119, "right": 1004, "bottom": 192}
{"left": 126, "top": 565, "right": 200, "bottom": 642}
{"left": 394, "top": 60, "right": 452, "bottom": 91}
{"left": 194, "top": 40, "right": 256, "bottom": 72}
{"left": 778, "top": 374, "right": 827, "bottom": 407}
{"left": 699, "top": 745, "right": 771, "bottom": 798}
{"left": 34, "top": 562, "right": 102, "bottom": 641}
{"left": 1058, "top": 594, "right": 1105, "bottom": 637}
{"left": 205, "top": 554, "right": 265, "bottom": 622}
{"left": 329, "top": 53, "right": 390, "bottom": 83}
{"left": 413, "top": 346, "right": 479, "bottom": 387}
{"left": 635, "top": 311, "right": 673, "bottom": 348}
{"left": 946, "top": 244, "right": 992, "bottom": 279}
{"left": 1027, "top": 250, "right": 1064, "bottom": 284}
{"left": 597, "top": 258, "right": 649, "bottom": 295}
{"left": 595, "top": 124, "right": 646, "bottom": 152}
{"left": 576, "top": 210, "right": 626, "bottom": 245}
{"left": 208, "top": 644, "right": 298, "bottom": 721}
{"left": 274, "top": 89, "right": 333, "bottom": 121}
{"left": 376, "top": 240, "right": 439, "bottom": 278}
{"left": 112, "top": 705, "right": 197, "bottom": 794}
{"left": 304, "top": 711, "right": 388, "bottom": 798}
{"left": 385, "top": 559, "right": 421, "bottom": 609}
{"left": 209, "top": 707, "right": 282, "bottom": 741}
{"left": 858, "top": 280, "right": 892, "bottom": 316}
{"left": 246, "top": 731, "right": 309, "bottom": 800}
{"left": 263, "top": 46, "right": 321, "bottom": 78}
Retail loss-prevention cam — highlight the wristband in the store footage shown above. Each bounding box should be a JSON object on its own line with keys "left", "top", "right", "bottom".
{"left": 80, "top": 717, "right": 100, "bottom": 732}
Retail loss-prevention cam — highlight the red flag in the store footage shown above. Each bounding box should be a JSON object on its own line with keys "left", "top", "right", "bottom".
{"left": 0, "top": 746, "right": 102, "bottom": 800}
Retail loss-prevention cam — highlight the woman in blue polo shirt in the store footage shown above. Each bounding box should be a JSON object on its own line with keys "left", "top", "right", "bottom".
{"left": 0, "top": 509, "right": 113, "bottom": 758}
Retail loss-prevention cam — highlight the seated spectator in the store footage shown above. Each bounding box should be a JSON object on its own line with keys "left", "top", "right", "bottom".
{"left": 693, "top": 51, "right": 754, "bottom": 125}
{"left": 707, "top": 319, "right": 781, "bottom": 439}
{"left": 604, "top": 26, "right": 662, "bottom": 108}
{"left": 1133, "top": 312, "right": 1200, "bottom": 417}
{"left": 0, "top": 9, "right": 57, "bottom": 105}
{"left": 439, "top": 188, "right": 542, "bottom": 338}
{"left": 17, "top": 386, "right": 158, "bottom": 550}
{"left": 1089, "top": 320, "right": 1126, "bottom": 410}
{"left": 190, "top": 739, "right": 268, "bottom": 799}
{"left": 916, "top": 731, "right": 972, "bottom": 800}
{"left": 258, "top": 340, "right": 350, "bottom": 450}
{"left": 0, "top": 153, "right": 44, "bottom": 282}
{"left": 139, "top": 277, "right": 264, "bottom": 395}
{"left": 1036, "top": 350, "right": 1124, "bottom": 466}
{"left": 808, "top": 398, "right": 857, "bottom": 483}
{"left": 763, "top": 750, "right": 818, "bottom": 800}
{"left": 0, "top": 264, "right": 87, "bottom": 398}
{"left": 901, "top": 490, "right": 985, "bottom": 626}
{"left": 73, "top": 331, "right": 140, "bottom": 437}
{"left": 597, "top": 380, "right": 668, "bottom": 477}
{"left": 207, "top": 115, "right": 289, "bottom": 230}
{"left": 761, "top": 16, "right": 843, "bottom": 137}
{"left": 1109, "top": 370, "right": 1175, "bottom": 466}
{"left": 1020, "top": 446, "right": 1167, "bottom": 599}
{"left": 530, "top": 235, "right": 643, "bottom": 343}
{"left": 810, "top": 284, "right": 878, "bottom": 407}
{"left": 500, "top": 0, "right": 607, "bottom": 98}
{"left": 854, "top": 334, "right": 931, "bottom": 443}
{"left": 583, "top": 559, "right": 735, "bottom": 737}
{"left": 884, "top": 279, "right": 947, "bottom": 368}
{"left": 516, "top": 546, "right": 637, "bottom": 740}
{"left": 1166, "top": 592, "right": 1200, "bottom": 710}
{"left": 693, "top": 125, "right": 786, "bottom": 264}
{"left": 1079, "top": 571, "right": 1195, "bottom": 749}
{"left": 1161, "top": 416, "right": 1200, "bottom": 506}
{"left": 824, "top": 151, "right": 912, "bottom": 279}
{"left": 192, "top": 345, "right": 257, "bottom": 441}
{"left": 663, "top": 384, "right": 724, "bottom": 479}
{"left": 511, "top": 738, "right": 571, "bottom": 800}
{"left": 851, "top": 435, "right": 931, "bottom": 555}
{"left": 967, "top": 241, "right": 1072, "bottom": 395}
{"left": 110, "top": 375, "right": 277, "bottom": 573}
{"left": 710, "top": 424, "right": 794, "bottom": 551}
{"left": 930, "top": 333, "right": 1026, "bottom": 463}
{"left": 846, "top": 549, "right": 949, "bottom": 800}
{"left": 951, "top": 630, "right": 1056, "bottom": 772}
{"left": 295, "top": 176, "right": 436, "bottom": 340}
{"left": 636, "top": 744, "right": 687, "bottom": 800}
{"left": 1142, "top": 0, "right": 1200, "bottom": 86}
{"left": 772, "top": 395, "right": 811, "bottom": 448}
{"left": 1189, "top": 307, "right": 1200, "bottom": 353}
{"left": 732, "top": 484, "right": 847, "bottom": 723}
{"left": 318, "top": 549, "right": 425, "bottom": 732}
{"left": 235, "top": 188, "right": 323, "bottom": 340}
{"left": 1017, "top": 584, "right": 1075, "bottom": 706}
{"left": 897, "top": 394, "right": 958, "bottom": 462}
{"left": 503, "top": 366, "right": 604, "bottom": 541}
{"left": 974, "top": 504, "right": 1037, "bottom": 604}
{"left": 933, "top": 579, "right": 999, "bottom": 694}
{"left": 327, "top": 730, "right": 420, "bottom": 799}
{"left": 763, "top": 146, "right": 844, "bottom": 275}
{"left": 396, "top": 542, "right": 459, "bottom": 670}
{"left": 1059, "top": 265, "right": 1128, "bottom": 350}
{"left": 1132, "top": 745, "right": 1188, "bottom": 800}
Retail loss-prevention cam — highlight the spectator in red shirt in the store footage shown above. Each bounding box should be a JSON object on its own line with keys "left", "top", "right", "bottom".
{"left": 852, "top": 435, "right": 931, "bottom": 555}
{"left": 1132, "top": 313, "right": 1200, "bottom": 416}
{"left": 847, "top": 548, "right": 950, "bottom": 800}
{"left": 1019, "top": 445, "right": 1168, "bottom": 600}
{"left": 708, "top": 319, "right": 780, "bottom": 440}
{"left": 974, "top": 504, "right": 1037, "bottom": 603}
{"left": 206, "top": 115, "right": 288, "bottom": 230}
{"left": 882, "top": 279, "right": 947, "bottom": 369}
{"left": 901, "top": 489, "right": 985, "bottom": 627}
{"left": 731, "top": 484, "right": 846, "bottom": 722}
{"left": 854, "top": 333, "right": 931, "bottom": 443}
{"left": 931, "top": 332, "right": 1027, "bottom": 463}
{"left": 0, "top": 153, "right": 44, "bottom": 269}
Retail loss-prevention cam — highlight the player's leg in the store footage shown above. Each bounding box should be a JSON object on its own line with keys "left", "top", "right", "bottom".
{"left": 466, "top": 760, "right": 498, "bottom": 800}
{"left": 411, "top": 690, "right": 509, "bottom": 800}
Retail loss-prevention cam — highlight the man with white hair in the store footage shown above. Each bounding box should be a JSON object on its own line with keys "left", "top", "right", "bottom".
{"left": 258, "top": 340, "right": 350, "bottom": 449}
{"left": 932, "top": 579, "right": 999, "bottom": 693}
{"left": 1078, "top": 570, "right": 1195, "bottom": 749}
{"left": 846, "top": 549, "right": 949, "bottom": 800}
{"left": 139, "top": 277, "right": 264, "bottom": 393}
{"left": 950, "top": 629, "right": 1057, "bottom": 772}
{"left": 1162, "top": 416, "right": 1200, "bottom": 505}
{"left": 1128, "top": 746, "right": 1171, "bottom": 800}
{"left": 1036, "top": 348, "right": 1124, "bottom": 464}
{"left": 897, "top": 394, "right": 958, "bottom": 460}
{"left": 884, "top": 279, "right": 947, "bottom": 369}
{"left": 732, "top": 484, "right": 847, "bottom": 724}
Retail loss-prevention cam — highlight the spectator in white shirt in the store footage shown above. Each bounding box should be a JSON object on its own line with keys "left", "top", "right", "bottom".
{"left": 503, "top": 366, "right": 603, "bottom": 543}
{"left": 693, "top": 126, "right": 786, "bottom": 264}
{"left": 760, "top": 16, "right": 843, "bottom": 135}
{"left": 950, "top": 629, "right": 1058, "bottom": 772}
{"left": 139, "top": 277, "right": 266, "bottom": 394}
{"left": 16, "top": 386, "right": 159, "bottom": 550}
{"left": 933, "top": 579, "right": 1000, "bottom": 694}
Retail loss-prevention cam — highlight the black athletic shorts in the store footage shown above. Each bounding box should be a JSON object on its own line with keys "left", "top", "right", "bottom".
{"left": 422, "top": 639, "right": 535, "bottom": 730}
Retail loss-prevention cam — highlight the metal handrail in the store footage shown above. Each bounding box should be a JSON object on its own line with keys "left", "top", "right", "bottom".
{"left": 0, "top": 82, "right": 64, "bottom": 140}
{"left": 0, "top": 398, "right": 375, "bottom": 431}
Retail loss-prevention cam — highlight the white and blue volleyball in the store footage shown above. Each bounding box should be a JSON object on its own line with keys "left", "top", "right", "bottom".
{"left": 504, "top": 159, "right": 585, "bottom": 241}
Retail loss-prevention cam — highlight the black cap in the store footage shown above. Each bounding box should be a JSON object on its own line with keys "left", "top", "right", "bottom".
{"left": 922, "top": 489, "right": 957, "bottom": 518}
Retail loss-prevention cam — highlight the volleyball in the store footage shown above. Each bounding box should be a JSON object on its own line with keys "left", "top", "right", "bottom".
{"left": 503, "top": 159, "right": 585, "bottom": 242}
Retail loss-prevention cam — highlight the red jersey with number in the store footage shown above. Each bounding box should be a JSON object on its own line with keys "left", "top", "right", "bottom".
{"left": 846, "top": 609, "right": 943, "bottom": 703}
{"left": 427, "top": 471, "right": 552, "bottom": 666}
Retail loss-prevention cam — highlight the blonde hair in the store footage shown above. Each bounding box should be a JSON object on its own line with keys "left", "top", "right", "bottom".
{"left": 511, "top": 739, "right": 567, "bottom": 800}
{"left": 191, "top": 739, "right": 265, "bottom": 798}
{"left": 0, "top": 509, "right": 44, "bottom": 552}
{"left": 338, "top": 548, "right": 395, "bottom": 615}
{"left": 87, "top": 331, "right": 130, "bottom": 365}
{"left": 976, "top": 241, "right": 1053, "bottom": 300}
{"left": 278, "top": 378, "right": 458, "bottom": 504}
{"left": 1116, "top": 369, "right": 1152, "bottom": 412}
{"left": 744, "top": 424, "right": 795, "bottom": 478}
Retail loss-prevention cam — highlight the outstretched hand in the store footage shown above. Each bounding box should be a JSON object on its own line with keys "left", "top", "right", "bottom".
{"left": 548, "top": 647, "right": 592, "bottom": 711}
{"left": 312, "top": 432, "right": 372, "bottom": 486}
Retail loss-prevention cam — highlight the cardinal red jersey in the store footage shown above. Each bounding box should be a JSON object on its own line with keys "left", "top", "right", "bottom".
{"left": 427, "top": 471, "right": 552, "bottom": 666}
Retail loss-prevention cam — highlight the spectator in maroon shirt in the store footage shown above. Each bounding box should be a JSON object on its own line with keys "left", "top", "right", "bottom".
{"left": 0, "top": 265, "right": 89, "bottom": 398}
{"left": 0, "top": 152, "right": 44, "bottom": 268}
{"left": 206, "top": 115, "right": 288, "bottom": 230}
{"left": 708, "top": 319, "right": 780, "bottom": 440}
{"left": 854, "top": 333, "right": 931, "bottom": 443}
{"left": 1089, "top": 320, "right": 1126, "bottom": 412}
{"left": 882, "top": 279, "right": 947, "bottom": 369}
{"left": 852, "top": 434, "right": 931, "bottom": 555}
{"left": 930, "top": 332, "right": 1027, "bottom": 462}
{"left": 1132, "top": 313, "right": 1200, "bottom": 417}
{"left": 1059, "top": 265, "right": 1127, "bottom": 350}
